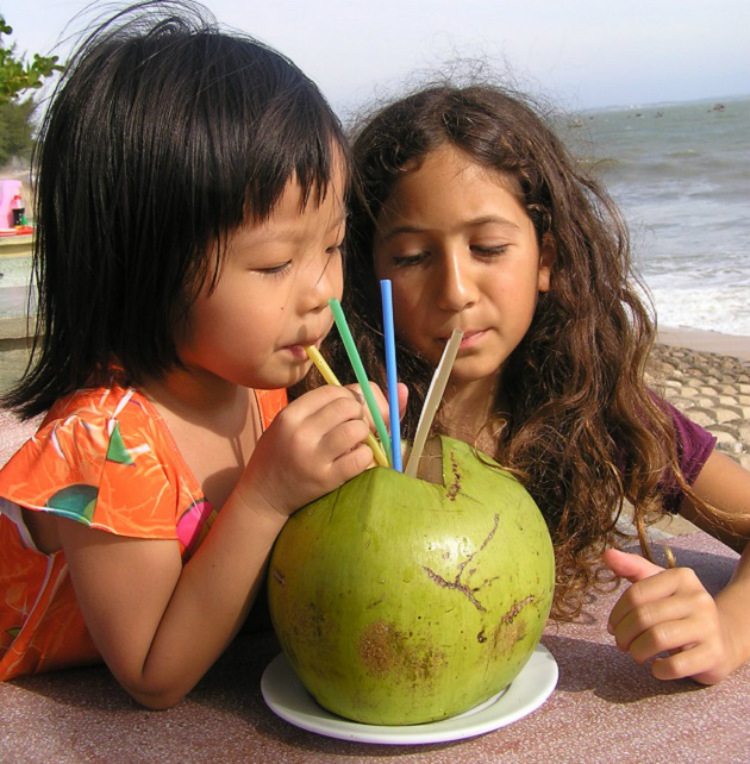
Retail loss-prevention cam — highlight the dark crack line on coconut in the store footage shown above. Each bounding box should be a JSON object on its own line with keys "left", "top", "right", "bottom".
{"left": 501, "top": 594, "right": 536, "bottom": 625}
{"left": 445, "top": 450, "right": 461, "bottom": 500}
{"left": 422, "top": 514, "right": 500, "bottom": 612}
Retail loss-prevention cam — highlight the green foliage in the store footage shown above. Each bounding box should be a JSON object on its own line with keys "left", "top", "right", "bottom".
{"left": 0, "top": 17, "right": 62, "bottom": 105}
{"left": 0, "top": 16, "right": 63, "bottom": 165}
{"left": 0, "top": 98, "right": 35, "bottom": 163}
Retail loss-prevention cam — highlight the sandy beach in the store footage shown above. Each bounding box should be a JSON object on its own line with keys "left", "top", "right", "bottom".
{"left": 657, "top": 325, "right": 750, "bottom": 362}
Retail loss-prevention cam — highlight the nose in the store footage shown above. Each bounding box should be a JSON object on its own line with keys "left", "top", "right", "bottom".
{"left": 436, "top": 250, "right": 478, "bottom": 312}
{"left": 303, "top": 251, "right": 343, "bottom": 313}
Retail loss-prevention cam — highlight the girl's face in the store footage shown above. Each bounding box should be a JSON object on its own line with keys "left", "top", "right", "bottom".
{"left": 373, "top": 144, "right": 553, "bottom": 389}
{"left": 178, "top": 163, "right": 346, "bottom": 390}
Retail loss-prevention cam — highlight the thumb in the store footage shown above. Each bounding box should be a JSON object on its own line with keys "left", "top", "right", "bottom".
{"left": 602, "top": 547, "right": 664, "bottom": 583}
{"left": 397, "top": 382, "right": 409, "bottom": 420}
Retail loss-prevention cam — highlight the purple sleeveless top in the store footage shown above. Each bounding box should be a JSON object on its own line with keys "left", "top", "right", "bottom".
{"left": 660, "top": 400, "right": 716, "bottom": 513}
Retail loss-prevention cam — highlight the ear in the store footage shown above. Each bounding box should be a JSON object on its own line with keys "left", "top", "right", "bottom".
{"left": 537, "top": 233, "right": 556, "bottom": 293}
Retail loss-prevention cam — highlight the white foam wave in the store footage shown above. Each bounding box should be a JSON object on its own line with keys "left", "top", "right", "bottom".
{"left": 648, "top": 285, "right": 750, "bottom": 337}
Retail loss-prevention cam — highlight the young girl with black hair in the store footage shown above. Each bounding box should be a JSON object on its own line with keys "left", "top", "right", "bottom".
{"left": 0, "top": 1, "right": 395, "bottom": 707}
{"left": 332, "top": 83, "right": 750, "bottom": 685}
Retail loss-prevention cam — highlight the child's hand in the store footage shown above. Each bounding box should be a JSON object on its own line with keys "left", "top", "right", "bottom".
{"left": 344, "top": 381, "right": 409, "bottom": 431}
{"left": 240, "top": 385, "right": 383, "bottom": 518}
{"left": 603, "top": 548, "right": 738, "bottom": 684}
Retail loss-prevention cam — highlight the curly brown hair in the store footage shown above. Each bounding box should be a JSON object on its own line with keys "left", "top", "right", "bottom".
{"left": 317, "top": 82, "right": 696, "bottom": 619}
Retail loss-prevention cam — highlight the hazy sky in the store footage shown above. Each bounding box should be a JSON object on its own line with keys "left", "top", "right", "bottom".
{"left": 7, "top": 0, "right": 750, "bottom": 115}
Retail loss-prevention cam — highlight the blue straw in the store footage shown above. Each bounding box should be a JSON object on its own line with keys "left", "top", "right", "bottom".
{"left": 380, "top": 280, "right": 402, "bottom": 471}
{"left": 329, "top": 298, "right": 392, "bottom": 466}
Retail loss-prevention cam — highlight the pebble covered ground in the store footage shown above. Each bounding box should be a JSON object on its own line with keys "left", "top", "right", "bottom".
{"left": 648, "top": 343, "right": 750, "bottom": 471}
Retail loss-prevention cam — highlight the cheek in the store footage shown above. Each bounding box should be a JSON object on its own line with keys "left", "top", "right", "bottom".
{"left": 389, "top": 282, "right": 413, "bottom": 317}
{"left": 332, "top": 258, "right": 345, "bottom": 300}
{"left": 390, "top": 290, "right": 424, "bottom": 346}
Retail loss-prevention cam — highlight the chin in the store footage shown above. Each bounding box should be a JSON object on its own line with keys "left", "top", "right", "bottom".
{"left": 260, "top": 366, "right": 310, "bottom": 390}
{"left": 451, "top": 362, "right": 504, "bottom": 387}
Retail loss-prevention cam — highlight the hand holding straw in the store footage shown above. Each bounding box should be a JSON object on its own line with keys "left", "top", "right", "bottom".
{"left": 305, "top": 345, "right": 390, "bottom": 468}
{"left": 329, "top": 298, "right": 393, "bottom": 466}
{"left": 404, "top": 329, "right": 463, "bottom": 477}
{"left": 380, "top": 280, "right": 403, "bottom": 471}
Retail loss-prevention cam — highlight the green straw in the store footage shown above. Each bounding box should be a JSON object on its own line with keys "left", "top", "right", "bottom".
{"left": 329, "top": 298, "right": 392, "bottom": 465}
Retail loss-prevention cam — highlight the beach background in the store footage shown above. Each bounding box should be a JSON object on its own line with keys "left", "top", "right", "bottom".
{"left": 561, "top": 94, "right": 750, "bottom": 339}
{"left": 1, "top": 94, "right": 749, "bottom": 478}
{"left": 560, "top": 95, "right": 750, "bottom": 478}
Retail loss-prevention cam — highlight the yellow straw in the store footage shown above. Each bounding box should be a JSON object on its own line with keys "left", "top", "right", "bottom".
{"left": 305, "top": 346, "right": 390, "bottom": 468}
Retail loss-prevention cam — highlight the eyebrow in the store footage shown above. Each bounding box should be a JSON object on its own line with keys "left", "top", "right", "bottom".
{"left": 379, "top": 215, "right": 521, "bottom": 241}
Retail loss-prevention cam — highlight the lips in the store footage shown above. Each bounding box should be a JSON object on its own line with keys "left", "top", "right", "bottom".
{"left": 282, "top": 333, "right": 326, "bottom": 360}
{"left": 437, "top": 329, "right": 486, "bottom": 349}
{"left": 295, "top": 337, "right": 323, "bottom": 350}
{"left": 284, "top": 344, "right": 310, "bottom": 361}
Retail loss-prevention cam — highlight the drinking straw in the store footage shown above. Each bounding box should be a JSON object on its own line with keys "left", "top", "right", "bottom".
{"left": 379, "top": 280, "right": 403, "bottom": 471}
{"left": 404, "top": 329, "right": 463, "bottom": 478}
{"left": 329, "top": 298, "right": 393, "bottom": 465}
{"left": 305, "top": 345, "right": 390, "bottom": 468}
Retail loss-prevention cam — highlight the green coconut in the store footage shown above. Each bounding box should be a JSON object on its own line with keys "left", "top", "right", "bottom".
{"left": 267, "top": 435, "right": 555, "bottom": 725}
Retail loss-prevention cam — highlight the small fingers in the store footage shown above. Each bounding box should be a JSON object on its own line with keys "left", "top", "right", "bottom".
{"left": 288, "top": 388, "right": 366, "bottom": 437}
{"left": 315, "top": 418, "right": 372, "bottom": 464}
{"left": 251, "top": 385, "right": 375, "bottom": 513}
{"left": 329, "top": 441, "right": 376, "bottom": 483}
{"left": 650, "top": 642, "right": 721, "bottom": 682}
{"left": 344, "top": 381, "right": 391, "bottom": 431}
{"left": 602, "top": 548, "right": 663, "bottom": 583}
{"left": 611, "top": 588, "right": 711, "bottom": 652}
{"left": 622, "top": 615, "right": 703, "bottom": 664}
{"left": 608, "top": 567, "right": 701, "bottom": 633}
{"left": 608, "top": 572, "right": 725, "bottom": 682}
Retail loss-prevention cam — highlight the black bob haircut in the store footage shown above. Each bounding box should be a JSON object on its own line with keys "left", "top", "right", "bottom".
{"left": 7, "top": 0, "right": 348, "bottom": 418}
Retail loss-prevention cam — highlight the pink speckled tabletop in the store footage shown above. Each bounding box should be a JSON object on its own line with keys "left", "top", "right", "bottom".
{"left": 1, "top": 412, "right": 749, "bottom": 762}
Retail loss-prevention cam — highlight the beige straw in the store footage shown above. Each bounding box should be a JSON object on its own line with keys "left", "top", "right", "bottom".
{"left": 404, "top": 329, "right": 463, "bottom": 477}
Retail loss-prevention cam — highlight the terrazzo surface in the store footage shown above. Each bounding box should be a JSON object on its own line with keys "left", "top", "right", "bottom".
{"left": 1, "top": 529, "right": 747, "bottom": 762}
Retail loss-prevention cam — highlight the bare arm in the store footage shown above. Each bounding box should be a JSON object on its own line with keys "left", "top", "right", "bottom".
{"left": 58, "top": 385, "right": 377, "bottom": 708}
{"left": 58, "top": 486, "right": 285, "bottom": 708}
{"left": 680, "top": 448, "right": 750, "bottom": 550}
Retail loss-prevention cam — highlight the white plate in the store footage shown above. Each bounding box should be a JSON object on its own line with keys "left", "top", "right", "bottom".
{"left": 261, "top": 643, "right": 557, "bottom": 745}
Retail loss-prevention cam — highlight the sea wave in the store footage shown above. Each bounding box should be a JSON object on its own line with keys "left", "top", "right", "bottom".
{"left": 647, "top": 285, "right": 750, "bottom": 337}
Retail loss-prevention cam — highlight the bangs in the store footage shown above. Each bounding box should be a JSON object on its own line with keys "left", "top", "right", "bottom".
{"left": 177, "top": 34, "right": 348, "bottom": 229}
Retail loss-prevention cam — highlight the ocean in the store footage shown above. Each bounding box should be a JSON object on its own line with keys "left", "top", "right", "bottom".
{"left": 560, "top": 95, "right": 750, "bottom": 337}
{"left": 1, "top": 95, "right": 749, "bottom": 335}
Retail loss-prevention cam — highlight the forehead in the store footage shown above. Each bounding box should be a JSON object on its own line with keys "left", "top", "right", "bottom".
{"left": 378, "top": 144, "right": 526, "bottom": 225}
{"left": 393, "top": 144, "right": 519, "bottom": 198}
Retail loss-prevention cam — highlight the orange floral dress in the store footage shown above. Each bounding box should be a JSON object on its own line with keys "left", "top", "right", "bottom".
{"left": 0, "top": 384, "right": 286, "bottom": 681}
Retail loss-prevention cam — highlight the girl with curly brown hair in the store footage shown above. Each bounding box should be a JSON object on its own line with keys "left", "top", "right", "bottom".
{"left": 327, "top": 82, "right": 750, "bottom": 685}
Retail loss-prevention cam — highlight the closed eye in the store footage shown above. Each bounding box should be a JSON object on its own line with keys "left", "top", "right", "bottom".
{"left": 471, "top": 244, "right": 509, "bottom": 257}
{"left": 392, "top": 252, "right": 428, "bottom": 267}
{"left": 256, "top": 261, "right": 292, "bottom": 277}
